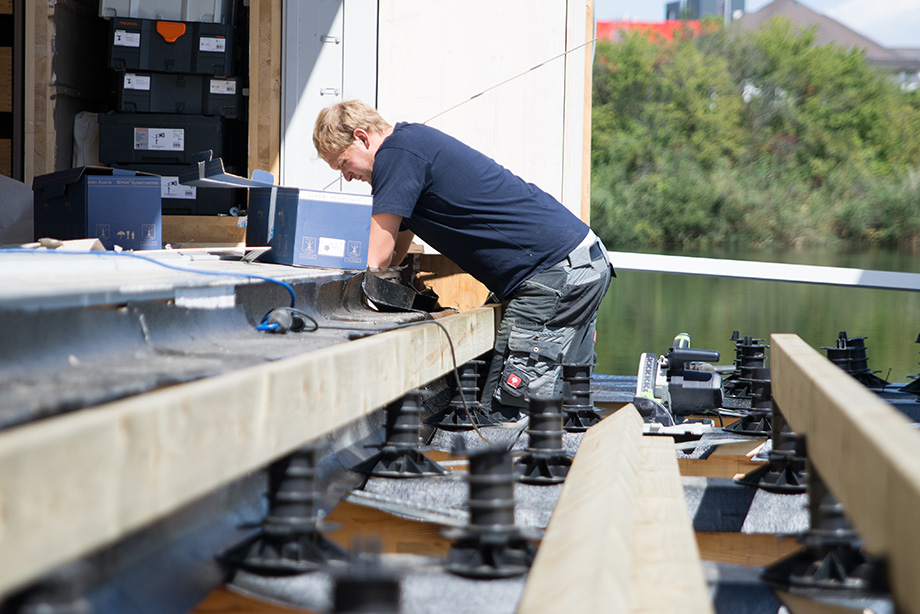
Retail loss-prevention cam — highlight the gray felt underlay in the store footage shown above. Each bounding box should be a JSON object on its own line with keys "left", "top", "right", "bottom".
{"left": 681, "top": 477, "right": 810, "bottom": 534}
{"left": 230, "top": 555, "right": 527, "bottom": 614}
{"left": 426, "top": 419, "right": 586, "bottom": 456}
{"left": 349, "top": 474, "right": 562, "bottom": 532}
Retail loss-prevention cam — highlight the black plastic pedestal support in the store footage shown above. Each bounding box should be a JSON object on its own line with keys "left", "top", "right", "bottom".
{"left": 446, "top": 445, "right": 537, "bottom": 579}
{"left": 228, "top": 445, "right": 348, "bottom": 575}
{"left": 762, "top": 463, "right": 890, "bottom": 605}
{"left": 723, "top": 331, "right": 768, "bottom": 400}
{"left": 735, "top": 403, "right": 807, "bottom": 493}
{"left": 352, "top": 392, "right": 448, "bottom": 478}
{"left": 425, "top": 360, "right": 499, "bottom": 430}
{"left": 515, "top": 395, "right": 572, "bottom": 485}
{"left": 561, "top": 364, "right": 602, "bottom": 432}
{"left": 724, "top": 367, "right": 773, "bottom": 436}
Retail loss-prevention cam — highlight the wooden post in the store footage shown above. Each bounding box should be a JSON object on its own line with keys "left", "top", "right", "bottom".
{"left": 771, "top": 333, "right": 920, "bottom": 614}
{"left": 248, "top": 0, "right": 283, "bottom": 177}
{"left": 518, "top": 406, "right": 712, "bottom": 614}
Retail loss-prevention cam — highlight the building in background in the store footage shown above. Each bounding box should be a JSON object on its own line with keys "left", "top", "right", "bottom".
{"left": 738, "top": 0, "right": 920, "bottom": 90}
{"left": 665, "top": 0, "right": 745, "bottom": 21}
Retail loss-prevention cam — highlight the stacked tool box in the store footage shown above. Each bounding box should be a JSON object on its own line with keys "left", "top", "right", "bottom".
{"left": 98, "top": 0, "right": 246, "bottom": 215}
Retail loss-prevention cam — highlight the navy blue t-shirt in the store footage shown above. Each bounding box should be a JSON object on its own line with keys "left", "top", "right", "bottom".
{"left": 371, "top": 123, "right": 588, "bottom": 299}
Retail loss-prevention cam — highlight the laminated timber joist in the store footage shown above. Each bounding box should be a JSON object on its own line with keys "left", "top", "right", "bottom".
{"left": 0, "top": 306, "right": 497, "bottom": 598}
{"left": 771, "top": 333, "right": 920, "bottom": 614}
{"left": 518, "top": 406, "right": 713, "bottom": 614}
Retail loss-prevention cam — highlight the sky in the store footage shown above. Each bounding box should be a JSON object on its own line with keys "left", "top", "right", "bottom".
{"left": 594, "top": 0, "right": 920, "bottom": 48}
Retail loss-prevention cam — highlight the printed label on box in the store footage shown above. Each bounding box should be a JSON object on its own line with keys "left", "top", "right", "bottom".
{"left": 124, "top": 73, "right": 151, "bottom": 91}
{"left": 345, "top": 241, "right": 363, "bottom": 263}
{"left": 114, "top": 30, "right": 141, "bottom": 48}
{"left": 199, "top": 37, "right": 226, "bottom": 53}
{"left": 134, "top": 128, "right": 185, "bottom": 151}
{"left": 301, "top": 236, "right": 318, "bottom": 259}
{"left": 318, "top": 237, "right": 345, "bottom": 259}
{"left": 210, "top": 79, "right": 237, "bottom": 95}
{"left": 142, "top": 224, "right": 158, "bottom": 241}
{"left": 161, "top": 177, "right": 197, "bottom": 200}
{"left": 96, "top": 224, "right": 111, "bottom": 241}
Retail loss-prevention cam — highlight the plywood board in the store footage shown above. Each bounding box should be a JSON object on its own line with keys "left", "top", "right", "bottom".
{"left": 771, "top": 333, "right": 920, "bottom": 614}
{"left": 162, "top": 215, "right": 247, "bottom": 247}
{"left": 0, "top": 306, "right": 497, "bottom": 598}
{"left": 415, "top": 254, "right": 491, "bottom": 313}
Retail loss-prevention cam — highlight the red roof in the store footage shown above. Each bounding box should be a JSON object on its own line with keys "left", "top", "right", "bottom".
{"left": 596, "top": 20, "right": 705, "bottom": 42}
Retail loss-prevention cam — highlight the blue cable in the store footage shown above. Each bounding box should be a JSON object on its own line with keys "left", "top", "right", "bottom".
{"left": 0, "top": 248, "right": 297, "bottom": 308}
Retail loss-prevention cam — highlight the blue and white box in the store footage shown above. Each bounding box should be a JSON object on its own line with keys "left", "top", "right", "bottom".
{"left": 248, "top": 187, "right": 372, "bottom": 270}
{"left": 179, "top": 153, "right": 372, "bottom": 270}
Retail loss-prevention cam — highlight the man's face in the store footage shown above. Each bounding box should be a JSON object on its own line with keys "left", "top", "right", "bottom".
{"left": 325, "top": 138, "right": 375, "bottom": 184}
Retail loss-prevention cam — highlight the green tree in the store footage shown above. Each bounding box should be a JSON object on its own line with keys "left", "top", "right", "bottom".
{"left": 591, "top": 17, "right": 920, "bottom": 250}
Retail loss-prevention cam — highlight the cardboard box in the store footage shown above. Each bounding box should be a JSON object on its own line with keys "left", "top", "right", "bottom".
{"left": 248, "top": 187, "right": 372, "bottom": 270}
{"left": 179, "top": 153, "right": 372, "bottom": 270}
{"left": 32, "top": 167, "right": 162, "bottom": 251}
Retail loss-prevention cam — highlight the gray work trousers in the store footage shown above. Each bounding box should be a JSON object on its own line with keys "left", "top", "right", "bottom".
{"left": 481, "top": 235, "right": 614, "bottom": 416}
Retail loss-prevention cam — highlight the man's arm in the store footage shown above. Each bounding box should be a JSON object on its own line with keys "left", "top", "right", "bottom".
{"left": 367, "top": 212, "right": 414, "bottom": 268}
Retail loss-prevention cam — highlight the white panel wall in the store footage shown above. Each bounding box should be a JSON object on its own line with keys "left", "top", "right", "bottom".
{"left": 376, "top": 0, "right": 575, "bottom": 208}
{"left": 281, "top": 0, "right": 377, "bottom": 192}
{"left": 280, "top": 0, "right": 591, "bottom": 216}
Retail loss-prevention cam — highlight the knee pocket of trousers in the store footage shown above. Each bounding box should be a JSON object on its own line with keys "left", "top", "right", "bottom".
{"left": 498, "top": 326, "right": 572, "bottom": 402}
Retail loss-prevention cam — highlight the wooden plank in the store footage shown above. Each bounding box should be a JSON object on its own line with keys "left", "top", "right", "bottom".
{"left": 581, "top": 0, "right": 593, "bottom": 224}
{"left": 0, "top": 307, "right": 497, "bottom": 598}
{"left": 162, "top": 215, "right": 247, "bottom": 247}
{"left": 629, "top": 437, "right": 713, "bottom": 614}
{"left": 25, "top": 0, "right": 56, "bottom": 182}
{"left": 416, "top": 254, "right": 491, "bottom": 312}
{"left": 771, "top": 333, "right": 920, "bottom": 614}
{"left": 248, "top": 0, "right": 282, "bottom": 177}
{"left": 0, "top": 1, "right": 12, "bottom": 14}
{"left": 678, "top": 455, "right": 765, "bottom": 479}
{"left": 519, "top": 406, "right": 711, "bottom": 614}
{"left": 192, "top": 587, "right": 312, "bottom": 614}
{"left": 695, "top": 532, "right": 803, "bottom": 567}
{"left": 518, "top": 406, "right": 643, "bottom": 614}
{"left": 324, "top": 500, "right": 452, "bottom": 557}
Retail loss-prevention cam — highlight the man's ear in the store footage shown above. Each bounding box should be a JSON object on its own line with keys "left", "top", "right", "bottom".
{"left": 353, "top": 129, "right": 370, "bottom": 148}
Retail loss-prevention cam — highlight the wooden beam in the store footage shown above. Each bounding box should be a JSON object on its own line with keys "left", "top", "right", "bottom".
{"left": 248, "top": 0, "right": 282, "bottom": 177}
{"left": 695, "top": 532, "right": 803, "bottom": 567}
{"left": 581, "top": 0, "right": 593, "bottom": 224}
{"left": 518, "top": 406, "right": 712, "bottom": 614}
{"left": 629, "top": 436, "right": 713, "bottom": 613}
{"left": 0, "top": 307, "right": 496, "bottom": 597}
{"left": 771, "top": 333, "right": 920, "bottom": 614}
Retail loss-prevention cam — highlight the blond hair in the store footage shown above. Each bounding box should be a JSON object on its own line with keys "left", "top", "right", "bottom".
{"left": 313, "top": 100, "right": 392, "bottom": 159}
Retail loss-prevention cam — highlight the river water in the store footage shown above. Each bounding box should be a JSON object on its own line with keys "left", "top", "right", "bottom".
{"left": 595, "top": 248, "right": 920, "bottom": 384}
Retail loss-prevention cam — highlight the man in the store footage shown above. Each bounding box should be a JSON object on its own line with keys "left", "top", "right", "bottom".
{"left": 314, "top": 100, "right": 613, "bottom": 419}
